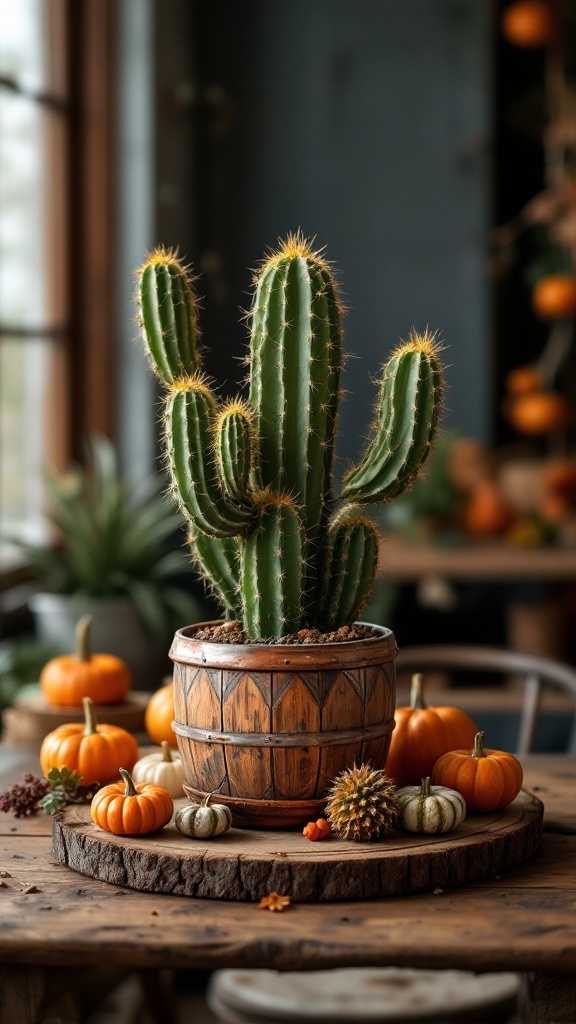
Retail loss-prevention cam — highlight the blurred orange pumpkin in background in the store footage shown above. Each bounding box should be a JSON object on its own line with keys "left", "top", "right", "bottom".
{"left": 504, "top": 364, "right": 544, "bottom": 396}
{"left": 542, "top": 458, "right": 576, "bottom": 500}
{"left": 462, "top": 480, "right": 515, "bottom": 536}
{"left": 532, "top": 274, "right": 576, "bottom": 319}
{"left": 507, "top": 391, "right": 572, "bottom": 435}
{"left": 145, "top": 680, "right": 177, "bottom": 747}
{"left": 501, "top": 1, "right": 560, "bottom": 49}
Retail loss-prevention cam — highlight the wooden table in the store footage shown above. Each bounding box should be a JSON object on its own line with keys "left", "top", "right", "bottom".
{"left": 381, "top": 535, "right": 576, "bottom": 658}
{"left": 1, "top": 747, "right": 575, "bottom": 1024}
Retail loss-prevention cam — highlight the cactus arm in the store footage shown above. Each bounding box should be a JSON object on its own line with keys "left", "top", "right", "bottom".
{"left": 166, "top": 377, "right": 253, "bottom": 538}
{"left": 190, "top": 530, "right": 241, "bottom": 619}
{"left": 138, "top": 252, "right": 200, "bottom": 384}
{"left": 341, "top": 332, "right": 443, "bottom": 504}
{"left": 241, "top": 496, "right": 303, "bottom": 638}
{"left": 317, "top": 506, "right": 379, "bottom": 630}
{"left": 215, "top": 401, "right": 257, "bottom": 501}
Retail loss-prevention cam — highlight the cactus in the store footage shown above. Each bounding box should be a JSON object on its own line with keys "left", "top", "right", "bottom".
{"left": 137, "top": 235, "right": 444, "bottom": 639}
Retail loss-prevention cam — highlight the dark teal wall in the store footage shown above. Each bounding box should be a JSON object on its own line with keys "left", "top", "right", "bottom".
{"left": 162, "top": 1, "right": 494, "bottom": 470}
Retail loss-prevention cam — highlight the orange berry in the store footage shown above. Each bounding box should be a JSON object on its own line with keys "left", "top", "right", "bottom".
{"left": 315, "top": 818, "right": 331, "bottom": 838}
{"left": 303, "top": 822, "right": 321, "bottom": 841}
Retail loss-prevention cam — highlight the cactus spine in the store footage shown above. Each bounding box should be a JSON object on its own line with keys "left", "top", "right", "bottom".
{"left": 137, "top": 234, "right": 444, "bottom": 639}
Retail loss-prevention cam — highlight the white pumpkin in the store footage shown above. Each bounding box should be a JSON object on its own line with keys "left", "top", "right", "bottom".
{"left": 397, "top": 777, "right": 466, "bottom": 834}
{"left": 132, "top": 741, "right": 186, "bottom": 798}
{"left": 175, "top": 793, "right": 232, "bottom": 839}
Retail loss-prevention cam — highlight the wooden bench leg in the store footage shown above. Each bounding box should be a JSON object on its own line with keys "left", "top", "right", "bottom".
{"left": 522, "top": 971, "right": 576, "bottom": 1023}
{"left": 0, "top": 965, "right": 78, "bottom": 1024}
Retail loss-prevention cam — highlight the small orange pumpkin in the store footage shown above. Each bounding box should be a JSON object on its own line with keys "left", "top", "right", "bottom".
{"left": 40, "top": 615, "right": 132, "bottom": 707}
{"left": 90, "top": 767, "right": 173, "bottom": 835}
{"left": 145, "top": 680, "right": 177, "bottom": 747}
{"left": 39, "top": 697, "right": 139, "bottom": 785}
{"left": 431, "top": 731, "right": 524, "bottom": 812}
{"left": 386, "top": 674, "right": 479, "bottom": 789}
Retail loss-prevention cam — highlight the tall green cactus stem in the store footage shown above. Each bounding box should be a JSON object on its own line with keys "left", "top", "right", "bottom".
{"left": 248, "top": 242, "right": 343, "bottom": 598}
{"left": 137, "top": 237, "right": 444, "bottom": 639}
{"left": 241, "top": 496, "right": 303, "bottom": 638}
{"left": 342, "top": 331, "right": 442, "bottom": 503}
{"left": 138, "top": 250, "right": 200, "bottom": 384}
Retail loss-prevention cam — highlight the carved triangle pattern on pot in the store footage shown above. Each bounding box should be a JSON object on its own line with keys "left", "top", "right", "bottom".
{"left": 341, "top": 669, "right": 366, "bottom": 702}
{"left": 272, "top": 670, "right": 349, "bottom": 708}
{"left": 222, "top": 670, "right": 272, "bottom": 705}
{"left": 177, "top": 665, "right": 222, "bottom": 703}
{"left": 364, "top": 664, "right": 388, "bottom": 704}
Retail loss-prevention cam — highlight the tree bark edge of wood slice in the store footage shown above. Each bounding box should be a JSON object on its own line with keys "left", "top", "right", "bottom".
{"left": 52, "top": 790, "right": 544, "bottom": 902}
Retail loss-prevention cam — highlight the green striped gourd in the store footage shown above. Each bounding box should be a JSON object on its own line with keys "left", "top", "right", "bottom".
{"left": 137, "top": 236, "right": 444, "bottom": 639}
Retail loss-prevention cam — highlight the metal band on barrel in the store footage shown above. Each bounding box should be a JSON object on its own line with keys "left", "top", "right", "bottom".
{"left": 172, "top": 719, "right": 395, "bottom": 748}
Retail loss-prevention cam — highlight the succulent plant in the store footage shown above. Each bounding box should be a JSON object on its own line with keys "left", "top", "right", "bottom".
{"left": 324, "top": 763, "right": 399, "bottom": 841}
{"left": 137, "top": 234, "right": 443, "bottom": 639}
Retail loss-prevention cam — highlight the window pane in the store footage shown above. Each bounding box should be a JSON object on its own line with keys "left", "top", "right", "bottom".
{"left": 0, "top": 91, "right": 49, "bottom": 328}
{"left": 0, "top": 337, "right": 52, "bottom": 550}
{"left": 0, "top": 0, "right": 47, "bottom": 93}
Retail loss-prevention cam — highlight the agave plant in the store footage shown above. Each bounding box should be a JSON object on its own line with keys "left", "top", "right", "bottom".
{"left": 137, "top": 233, "right": 444, "bottom": 639}
{"left": 9, "top": 437, "right": 200, "bottom": 638}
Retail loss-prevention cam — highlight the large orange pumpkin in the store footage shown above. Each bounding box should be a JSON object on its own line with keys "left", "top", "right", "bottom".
{"left": 386, "top": 674, "right": 479, "bottom": 789}
{"left": 431, "top": 731, "right": 524, "bottom": 812}
{"left": 39, "top": 697, "right": 139, "bottom": 785}
{"left": 145, "top": 680, "right": 177, "bottom": 747}
{"left": 90, "top": 767, "right": 173, "bottom": 835}
{"left": 40, "top": 615, "right": 132, "bottom": 707}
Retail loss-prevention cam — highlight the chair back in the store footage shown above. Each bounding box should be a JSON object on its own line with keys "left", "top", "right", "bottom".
{"left": 395, "top": 645, "right": 576, "bottom": 754}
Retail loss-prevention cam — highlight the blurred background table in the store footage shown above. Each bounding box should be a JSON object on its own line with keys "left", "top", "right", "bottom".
{"left": 382, "top": 534, "right": 576, "bottom": 659}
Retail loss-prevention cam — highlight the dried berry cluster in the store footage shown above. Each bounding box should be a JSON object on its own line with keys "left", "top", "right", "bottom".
{"left": 0, "top": 774, "right": 49, "bottom": 817}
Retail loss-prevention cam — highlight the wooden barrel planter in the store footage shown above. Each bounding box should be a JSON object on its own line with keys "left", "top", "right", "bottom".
{"left": 170, "top": 622, "right": 397, "bottom": 828}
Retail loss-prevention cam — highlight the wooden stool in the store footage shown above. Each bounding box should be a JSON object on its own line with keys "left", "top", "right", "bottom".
{"left": 206, "top": 967, "right": 521, "bottom": 1023}
{"left": 1, "top": 691, "right": 148, "bottom": 748}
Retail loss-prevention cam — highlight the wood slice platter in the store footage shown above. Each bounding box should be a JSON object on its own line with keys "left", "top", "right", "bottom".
{"left": 52, "top": 790, "right": 543, "bottom": 902}
{"left": 1, "top": 691, "right": 149, "bottom": 748}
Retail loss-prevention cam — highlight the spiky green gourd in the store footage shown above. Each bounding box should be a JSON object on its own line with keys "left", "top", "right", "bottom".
{"left": 325, "top": 763, "right": 399, "bottom": 841}
{"left": 137, "top": 235, "right": 444, "bottom": 639}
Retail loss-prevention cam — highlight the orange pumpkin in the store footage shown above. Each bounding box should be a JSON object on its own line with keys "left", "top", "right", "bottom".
{"left": 432, "top": 731, "right": 524, "bottom": 812}
{"left": 501, "top": 2, "right": 560, "bottom": 49}
{"left": 504, "top": 364, "right": 544, "bottom": 396}
{"left": 39, "top": 697, "right": 138, "bottom": 785}
{"left": 40, "top": 615, "right": 132, "bottom": 707}
{"left": 90, "top": 767, "right": 173, "bottom": 835}
{"left": 532, "top": 274, "right": 576, "bottom": 319}
{"left": 462, "top": 480, "right": 515, "bottom": 536}
{"left": 386, "top": 674, "right": 479, "bottom": 789}
{"left": 145, "top": 680, "right": 176, "bottom": 747}
{"left": 507, "top": 392, "right": 572, "bottom": 436}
